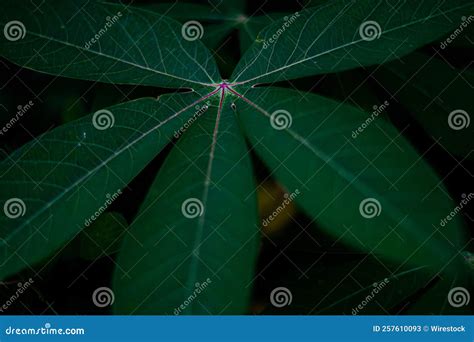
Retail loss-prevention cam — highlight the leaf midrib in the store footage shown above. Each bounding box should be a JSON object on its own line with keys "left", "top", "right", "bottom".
{"left": 185, "top": 88, "right": 226, "bottom": 314}
{"left": 234, "top": 88, "right": 451, "bottom": 255}
{"left": 232, "top": 2, "right": 473, "bottom": 85}
{"left": 10, "top": 29, "right": 214, "bottom": 87}
{"left": 1, "top": 96, "right": 207, "bottom": 245}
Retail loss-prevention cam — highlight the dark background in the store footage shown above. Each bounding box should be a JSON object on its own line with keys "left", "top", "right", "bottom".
{"left": 0, "top": 0, "right": 473, "bottom": 315}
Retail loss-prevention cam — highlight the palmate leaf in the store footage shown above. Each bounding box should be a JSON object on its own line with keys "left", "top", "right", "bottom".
{"left": 113, "top": 92, "right": 259, "bottom": 314}
{"left": 0, "top": 92, "right": 208, "bottom": 279}
{"left": 374, "top": 52, "right": 474, "bottom": 159}
{"left": 231, "top": 0, "right": 474, "bottom": 86}
{"left": 0, "top": 0, "right": 219, "bottom": 88}
{"left": 0, "top": 0, "right": 471, "bottom": 315}
{"left": 231, "top": 86, "right": 466, "bottom": 273}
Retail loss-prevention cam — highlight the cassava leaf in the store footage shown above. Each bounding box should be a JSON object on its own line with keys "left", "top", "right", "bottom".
{"left": 0, "top": 91, "right": 209, "bottom": 280}
{"left": 374, "top": 52, "right": 474, "bottom": 159}
{"left": 0, "top": 0, "right": 219, "bottom": 88}
{"left": 144, "top": 3, "right": 231, "bottom": 21}
{"left": 231, "top": 0, "right": 474, "bottom": 85}
{"left": 232, "top": 86, "right": 466, "bottom": 272}
{"left": 238, "top": 13, "right": 288, "bottom": 53}
{"left": 142, "top": 3, "right": 243, "bottom": 50}
{"left": 113, "top": 91, "right": 259, "bottom": 314}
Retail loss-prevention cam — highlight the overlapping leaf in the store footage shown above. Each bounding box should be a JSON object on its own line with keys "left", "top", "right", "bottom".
{"left": 0, "top": 0, "right": 219, "bottom": 88}
{"left": 231, "top": 0, "right": 474, "bottom": 85}
{"left": 234, "top": 86, "right": 466, "bottom": 272}
{"left": 0, "top": 92, "right": 204, "bottom": 279}
{"left": 114, "top": 94, "right": 259, "bottom": 314}
{"left": 0, "top": 0, "right": 471, "bottom": 315}
{"left": 375, "top": 52, "right": 474, "bottom": 158}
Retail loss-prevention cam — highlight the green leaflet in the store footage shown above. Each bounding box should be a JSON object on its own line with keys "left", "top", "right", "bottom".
{"left": 142, "top": 3, "right": 237, "bottom": 49}
{"left": 231, "top": 0, "right": 474, "bottom": 85}
{"left": 146, "top": 3, "right": 239, "bottom": 22}
{"left": 0, "top": 0, "right": 219, "bottom": 88}
{"left": 0, "top": 92, "right": 205, "bottom": 280}
{"left": 233, "top": 86, "right": 465, "bottom": 273}
{"left": 113, "top": 92, "right": 259, "bottom": 314}
{"left": 238, "top": 13, "right": 289, "bottom": 53}
{"left": 374, "top": 52, "right": 474, "bottom": 159}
